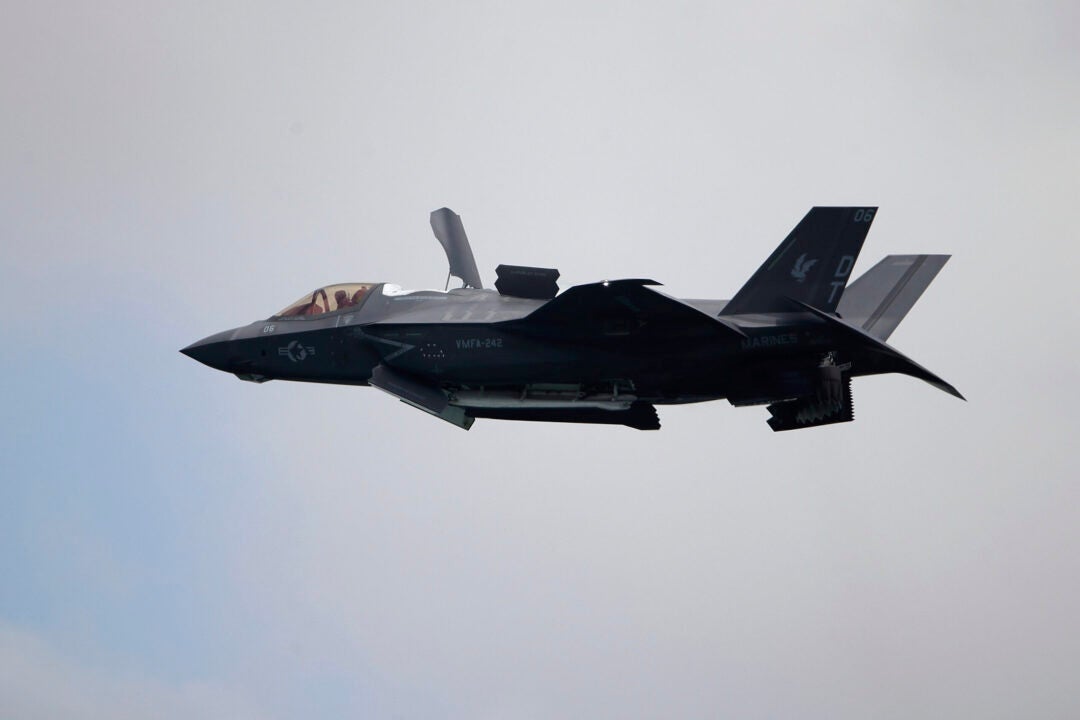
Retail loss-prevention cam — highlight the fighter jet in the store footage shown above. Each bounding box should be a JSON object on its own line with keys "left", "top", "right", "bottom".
{"left": 181, "top": 207, "right": 962, "bottom": 431}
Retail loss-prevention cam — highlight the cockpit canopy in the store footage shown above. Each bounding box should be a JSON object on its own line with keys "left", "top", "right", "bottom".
{"left": 273, "top": 283, "right": 377, "bottom": 318}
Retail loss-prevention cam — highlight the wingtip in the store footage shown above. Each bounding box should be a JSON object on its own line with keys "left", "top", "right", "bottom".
{"left": 935, "top": 381, "right": 965, "bottom": 401}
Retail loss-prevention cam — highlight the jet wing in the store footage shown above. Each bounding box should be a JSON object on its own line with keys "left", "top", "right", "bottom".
{"left": 792, "top": 299, "right": 964, "bottom": 399}
{"left": 504, "top": 279, "right": 745, "bottom": 340}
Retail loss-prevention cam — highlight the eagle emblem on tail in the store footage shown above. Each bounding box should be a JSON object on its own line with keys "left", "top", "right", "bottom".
{"left": 791, "top": 253, "right": 817, "bottom": 283}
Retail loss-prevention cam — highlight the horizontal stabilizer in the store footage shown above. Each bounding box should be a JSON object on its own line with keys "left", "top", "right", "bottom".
{"left": 507, "top": 279, "right": 745, "bottom": 340}
{"left": 837, "top": 254, "right": 950, "bottom": 341}
{"left": 722, "top": 207, "right": 876, "bottom": 316}
{"left": 793, "top": 300, "right": 964, "bottom": 400}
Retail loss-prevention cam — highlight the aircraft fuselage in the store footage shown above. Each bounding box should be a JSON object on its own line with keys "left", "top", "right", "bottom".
{"left": 182, "top": 207, "right": 962, "bottom": 431}
{"left": 183, "top": 285, "right": 837, "bottom": 409}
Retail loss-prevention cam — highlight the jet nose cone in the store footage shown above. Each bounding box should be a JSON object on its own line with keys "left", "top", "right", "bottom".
{"left": 180, "top": 330, "right": 236, "bottom": 372}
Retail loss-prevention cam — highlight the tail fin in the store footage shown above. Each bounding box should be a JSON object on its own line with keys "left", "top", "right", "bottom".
{"left": 836, "top": 254, "right": 950, "bottom": 341}
{"left": 720, "top": 207, "right": 876, "bottom": 316}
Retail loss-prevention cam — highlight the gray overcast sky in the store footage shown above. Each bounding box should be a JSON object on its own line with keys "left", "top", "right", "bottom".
{"left": 2, "top": 1, "right": 1079, "bottom": 718}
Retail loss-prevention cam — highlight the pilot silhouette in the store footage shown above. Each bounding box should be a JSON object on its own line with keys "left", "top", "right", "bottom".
{"left": 334, "top": 289, "right": 355, "bottom": 310}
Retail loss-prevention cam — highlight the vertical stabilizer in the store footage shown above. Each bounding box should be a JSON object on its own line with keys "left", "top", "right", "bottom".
{"left": 720, "top": 207, "right": 876, "bottom": 315}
